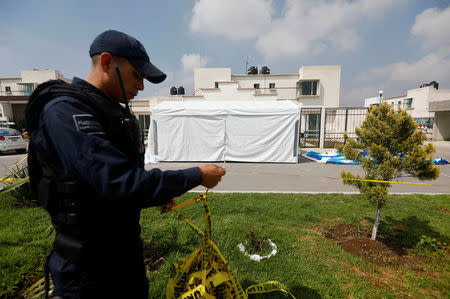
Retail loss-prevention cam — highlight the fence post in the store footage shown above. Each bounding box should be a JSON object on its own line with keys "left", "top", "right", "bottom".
{"left": 319, "top": 107, "right": 325, "bottom": 148}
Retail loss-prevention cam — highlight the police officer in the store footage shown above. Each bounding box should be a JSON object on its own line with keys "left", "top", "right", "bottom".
{"left": 26, "top": 30, "right": 225, "bottom": 298}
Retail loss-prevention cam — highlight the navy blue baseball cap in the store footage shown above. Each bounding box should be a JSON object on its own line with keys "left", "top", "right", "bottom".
{"left": 89, "top": 30, "right": 166, "bottom": 84}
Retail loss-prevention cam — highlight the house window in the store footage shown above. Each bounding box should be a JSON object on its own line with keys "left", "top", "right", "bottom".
{"left": 398, "top": 100, "right": 401, "bottom": 109}
{"left": 214, "top": 82, "right": 219, "bottom": 88}
{"left": 296, "top": 80, "right": 318, "bottom": 96}
{"left": 22, "top": 83, "right": 34, "bottom": 95}
{"left": 404, "top": 98, "right": 413, "bottom": 109}
{"left": 5, "top": 86, "right": 11, "bottom": 94}
{"left": 254, "top": 83, "right": 260, "bottom": 89}
{"left": 269, "top": 83, "right": 275, "bottom": 89}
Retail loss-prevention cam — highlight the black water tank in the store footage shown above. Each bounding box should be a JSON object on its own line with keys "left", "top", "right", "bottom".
{"left": 177, "top": 86, "right": 185, "bottom": 95}
{"left": 170, "top": 86, "right": 177, "bottom": 95}
{"left": 247, "top": 66, "right": 258, "bottom": 75}
{"left": 261, "top": 66, "right": 270, "bottom": 74}
{"left": 430, "top": 81, "right": 439, "bottom": 90}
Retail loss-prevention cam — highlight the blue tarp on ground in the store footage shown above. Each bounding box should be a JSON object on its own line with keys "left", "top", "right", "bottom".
{"left": 306, "top": 151, "right": 448, "bottom": 165}
{"left": 433, "top": 158, "right": 449, "bottom": 165}
{"left": 306, "top": 151, "right": 342, "bottom": 160}
{"left": 305, "top": 151, "right": 361, "bottom": 164}
{"left": 326, "top": 157, "right": 361, "bottom": 165}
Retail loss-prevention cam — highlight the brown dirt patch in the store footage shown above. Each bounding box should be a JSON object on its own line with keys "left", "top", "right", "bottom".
{"left": 339, "top": 237, "right": 400, "bottom": 266}
{"left": 324, "top": 223, "right": 438, "bottom": 268}
{"left": 439, "top": 207, "right": 450, "bottom": 215}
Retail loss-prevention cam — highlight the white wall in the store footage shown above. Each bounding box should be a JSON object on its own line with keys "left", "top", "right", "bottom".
{"left": 196, "top": 81, "right": 278, "bottom": 101}
{"left": 0, "top": 78, "right": 22, "bottom": 95}
{"left": 405, "top": 86, "right": 434, "bottom": 118}
{"left": 231, "top": 74, "right": 298, "bottom": 100}
{"left": 433, "top": 111, "right": 450, "bottom": 141}
{"left": 21, "top": 70, "right": 65, "bottom": 84}
{"left": 194, "top": 68, "right": 231, "bottom": 91}
{"left": 364, "top": 96, "right": 380, "bottom": 107}
{"left": 299, "top": 65, "right": 340, "bottom": 107}
{"left": 380, "top": 86, "right": 446, "bottom": 119}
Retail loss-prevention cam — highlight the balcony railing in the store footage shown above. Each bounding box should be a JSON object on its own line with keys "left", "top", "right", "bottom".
{"left": 0, "top": 89, "right": 34, "bottom": 96}
{"left": 0, "top": 83, "right": 35, "bottom": 96}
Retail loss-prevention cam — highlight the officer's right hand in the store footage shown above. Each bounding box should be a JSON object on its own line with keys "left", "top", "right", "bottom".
{"left": 198, "top": 164, "right": 226, "bottom": 189}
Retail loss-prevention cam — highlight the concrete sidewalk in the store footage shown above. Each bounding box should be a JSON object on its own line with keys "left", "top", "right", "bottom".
{"left": 145, "top": 141, "right": 450, "bottom": 194}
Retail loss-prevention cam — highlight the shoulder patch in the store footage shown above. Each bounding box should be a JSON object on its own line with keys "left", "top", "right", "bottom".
{"left": 72, "top": 114, "right": 105, "bottom": 135}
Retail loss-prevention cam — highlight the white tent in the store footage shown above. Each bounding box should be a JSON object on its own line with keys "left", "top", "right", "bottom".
{"left": 146, "top": 101, "right": 300, "bottom": 163}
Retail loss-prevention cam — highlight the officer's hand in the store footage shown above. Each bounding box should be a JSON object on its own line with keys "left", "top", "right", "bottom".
{"left": 161, "top": 199, "right": 176, "bottom": 213}
{"left": 198, "top": 164, "right": 226, "bottom": 189}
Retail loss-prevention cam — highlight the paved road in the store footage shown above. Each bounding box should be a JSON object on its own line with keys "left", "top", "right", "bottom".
{"left": 1, "top": 142, "right": 449, "bottom": 194}
{"left": 147, "top": 141, "right": 450, "bottom": 194}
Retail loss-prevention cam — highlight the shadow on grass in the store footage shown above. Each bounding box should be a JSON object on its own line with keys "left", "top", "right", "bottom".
{"left": 364, "top": 215, "right": 449, "bottom": 255}
{"left": 241, "top": 279, "right": 321, "bottom": 299}
{"left": 142, "top": 226, "right": 201, "bottom": 263}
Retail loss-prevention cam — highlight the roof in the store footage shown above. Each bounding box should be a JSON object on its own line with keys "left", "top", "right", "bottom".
{"left": 152, "top": 100, "right": 300, "bottom": 116}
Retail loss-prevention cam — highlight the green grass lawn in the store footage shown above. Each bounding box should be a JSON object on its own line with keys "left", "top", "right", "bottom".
{"left": 1, "top": 193, "right": 449, "bottom": 298}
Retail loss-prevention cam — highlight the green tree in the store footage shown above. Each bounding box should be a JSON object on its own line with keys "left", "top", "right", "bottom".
{"left": 338, "top": 103, "right": 439, "bottom": 240}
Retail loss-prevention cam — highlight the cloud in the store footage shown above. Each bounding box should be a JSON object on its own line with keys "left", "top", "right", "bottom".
{"left": 190, "top": 0, "right": 273, "bottom": 40}
{"left": 359, "top": 50, "right": 450, "bottom": 86}
{"left": 344, "top": 48, "right": 450, "bottom": 106}
{"left": 143, "top": 53, "right": 209, "bottom": 97}
{"left": 411, "top": 6, "right": 450, "bottom": 50}
{"left": 181, "top": 53, "right": 208, "bottom": 74}
{"left": 190, "top": 0, "right": 400, "bottom": 61}
{"left": 342, "top": 5, "right": 450, "bottom": 106}
{"left": 343, "top": 85, "right": 380, "bottom": 106}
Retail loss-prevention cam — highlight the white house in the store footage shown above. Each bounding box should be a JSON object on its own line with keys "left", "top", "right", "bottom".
{"left": 364, "top": 83, "right": 447, "bottom": 128}
{"left": 0, "top": 70, "right": 70, "bottom": 127}
{"left": 131, "top": 65, "right": 341, "bottom": 148}
{"left": 364, "top": 82, "right": 450, "bottom": 140}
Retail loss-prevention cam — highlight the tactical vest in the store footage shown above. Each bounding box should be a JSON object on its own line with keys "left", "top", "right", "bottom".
{"left": 26, "top": 80, "right": 145, "bottom": 262}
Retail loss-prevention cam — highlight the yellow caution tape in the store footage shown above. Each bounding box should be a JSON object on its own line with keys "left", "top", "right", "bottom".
{"left": 341, "top": 177, "right": 434, "bottom": 186}
{"left": 180, "top": 284, "right": 206, "bottom": 299}
{"left": 226, "top": 169, "right": 450, "bottom": 188}
{"left": 166, "top": 192, "right": 296, "bottom": 299}
{"left": 169, "top": 193, "right": 206, "bottom": 211}
{"left": 246, "top": 281, "right": 295, "bottom": 298}
{"left": 0, "top": 178, "right": 25, "bottom": 183}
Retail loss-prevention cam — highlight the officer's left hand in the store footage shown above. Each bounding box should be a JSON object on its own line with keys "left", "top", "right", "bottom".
{"left": 161, "top": 199, "right": 177, "bottom": 213}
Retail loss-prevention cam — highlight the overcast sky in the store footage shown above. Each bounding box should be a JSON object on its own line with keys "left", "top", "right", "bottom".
{"left": 1, "top": 0, "right": 450, "bottom": 106}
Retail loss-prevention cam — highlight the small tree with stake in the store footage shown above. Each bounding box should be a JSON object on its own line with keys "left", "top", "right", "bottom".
{"left": 337, "top": 103, "right": 439, "bottom": 240}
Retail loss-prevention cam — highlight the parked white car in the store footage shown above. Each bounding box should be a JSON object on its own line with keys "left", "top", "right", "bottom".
{"left": 0, "top": 128, "right": 28, "bottom": 154}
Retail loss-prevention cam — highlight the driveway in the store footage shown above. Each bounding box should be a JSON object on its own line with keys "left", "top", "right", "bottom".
{"left": 146, "top": 141, "right": 450, "bottom": 194}
{"left": 1, "top": 142, "right": 448, "bottom": 194}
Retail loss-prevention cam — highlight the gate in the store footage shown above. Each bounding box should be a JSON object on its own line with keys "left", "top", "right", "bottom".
{"left": 299, "top": 108, "right": 322, "bottom": 148}
{"left": 324, "top": 108, "right": 368, "bottom": 148}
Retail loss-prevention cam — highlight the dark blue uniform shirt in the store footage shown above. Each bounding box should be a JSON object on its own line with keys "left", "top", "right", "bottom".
{"left": 32, "top": 77, "right": 202, "bottom": 207}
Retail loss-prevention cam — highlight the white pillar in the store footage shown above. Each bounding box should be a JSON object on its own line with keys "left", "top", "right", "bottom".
{"left": 320, "top": 107, "right": 325, "bottom": 148}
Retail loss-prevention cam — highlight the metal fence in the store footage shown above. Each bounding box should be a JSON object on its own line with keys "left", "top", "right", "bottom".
{"left": 324, "top": 107, "right": 368, "bottom": 148}
{"left": 299, "top": 108, "right": 322, "bottom": 148}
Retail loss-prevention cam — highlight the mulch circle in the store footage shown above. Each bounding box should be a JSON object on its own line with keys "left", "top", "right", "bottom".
{"left": 324, "top": 223, "right": 431, "bottom": 268}
{"left": 339, "top": 237, "right": 400, "bottom": 266}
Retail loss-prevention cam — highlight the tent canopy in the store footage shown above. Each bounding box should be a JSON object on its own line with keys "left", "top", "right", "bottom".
{"left": 146, "top": 101, "right": 300, "bottom": 163}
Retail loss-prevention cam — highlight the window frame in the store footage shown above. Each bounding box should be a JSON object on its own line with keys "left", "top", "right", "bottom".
{"left": 296, "top": 79, "right": 320, "bottom": 97}
{"left": 403, "top": 98, "right": 413, "bottom": 109}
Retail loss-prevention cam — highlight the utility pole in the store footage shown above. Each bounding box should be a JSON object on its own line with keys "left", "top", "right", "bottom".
{"left": 245, "top": 56, "right": 249, "bottom": 74}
